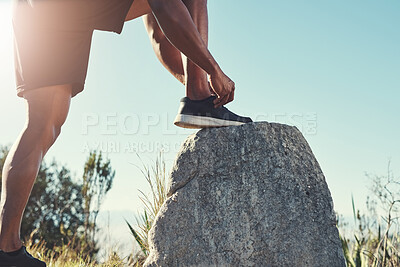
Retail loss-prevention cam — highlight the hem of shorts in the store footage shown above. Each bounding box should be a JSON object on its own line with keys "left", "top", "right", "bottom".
{"left": 17, "top": 82, "right": 84, "bottom": 99}
{"left": 112, "top": 0, "right": 135, "bottom": 34}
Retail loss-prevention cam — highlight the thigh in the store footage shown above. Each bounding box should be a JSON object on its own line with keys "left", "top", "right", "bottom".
{"left": 13, "top": 2, "right": 94, "bottom": 99}
{"left": 14, "top": 0, "right": 134, "bottom": 32}
{"left": 7, "top": 85, "right": 72, "bottom": 166}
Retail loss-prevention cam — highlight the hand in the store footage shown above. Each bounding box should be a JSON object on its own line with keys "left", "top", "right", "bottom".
{"left": 209, "top": 71, "right": 235, "bottom": 108}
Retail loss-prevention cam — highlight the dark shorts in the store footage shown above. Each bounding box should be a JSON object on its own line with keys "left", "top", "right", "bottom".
{"left": 13, "top": 0, "right": 134, "bottom": 98}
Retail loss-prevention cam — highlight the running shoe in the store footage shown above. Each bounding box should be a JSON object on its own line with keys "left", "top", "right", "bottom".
{"left": 174, "top": 96, "right": 252, "bottom": 129}
{"left": 0, "top": 246, "right": 46, "bottom": 267}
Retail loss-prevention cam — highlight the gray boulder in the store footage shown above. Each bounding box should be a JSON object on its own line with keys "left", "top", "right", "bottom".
{"left": 144, "top": 122, "right": 345, "bottom": 267}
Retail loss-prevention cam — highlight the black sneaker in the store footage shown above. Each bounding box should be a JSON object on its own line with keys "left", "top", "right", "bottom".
{"left": 0, "top": 246, "right": 46, "bottom": 267}
{"left": 174, "top": 96, "right": 253, "bottom": 129}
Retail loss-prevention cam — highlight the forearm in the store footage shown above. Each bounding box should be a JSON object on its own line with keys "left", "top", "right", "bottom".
{"left": 148, "top": 0, "right": 220, "bottom": 76}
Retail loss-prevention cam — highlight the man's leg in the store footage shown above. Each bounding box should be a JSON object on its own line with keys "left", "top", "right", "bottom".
{"left": 143, "top": 0, "right": 211, "bottom": 100}
{"left": 128, "top": 0, "right": 251, "bottom": 128}
{"left": 143, "top": 14, "right": 186, "bottom": 86}
{"left": 126, "top": 0, "right": 236, "bottom": 107}
{"left": 0, "top": 85, "right": 72, "bottom": 252}
{"left": 141, "top": 0, "right": 251, "bottom": 128}
{"left": 181, "top": 0, "right": 211, "bottom": 100}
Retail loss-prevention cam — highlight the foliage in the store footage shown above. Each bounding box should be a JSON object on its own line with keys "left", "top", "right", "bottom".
{"left": 24, "top": 161, "right": 85, "bottom": 249}
{"left": 339, "top": 162, "right": 400, "bottom": 267}
{"left": 25, "top": 234, "right": 127, "bottom": 267}
{"left": 5, "top": 142, "right": 400, "bottom": 266}
{"left": 81, "top": 151, "right": 115, "bottom": 256}
{"left": 125, "top": 155, "right": 400, "bottom": 267}
{"left": 0, "top": 145, "right": 85, "bottom": 249}
{"left": 126, "top": 153, "right": 168, "bottom": 266}
{"left": 0, "top": 146, "right": 115, "bottom": 259}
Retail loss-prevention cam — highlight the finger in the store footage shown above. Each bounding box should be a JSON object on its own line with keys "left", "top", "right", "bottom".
{"left": 214, "top": 94, "right": 229, "bottom": 108}
{"left": 230, "top": 83, "right": 236, "bottom": 102}
{"left": 211, "top": 88, "right": 221, "bottom": 100}
{"left": 223, "top": 81, "right": 235, "bottom": 105}
{"left": 213, "top": 92, "right": 226, "bottom": 105}
{"left": 213, "top": 94, "right": 222, "bottom": 105}
{"left": 227, "top": 88, "right": 235, "bottom": 104}
{"left": 213, "top": 88, "right": 229, "bottom": 105}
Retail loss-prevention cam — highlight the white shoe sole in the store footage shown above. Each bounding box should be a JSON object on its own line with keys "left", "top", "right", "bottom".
{"left": 174, "top": 114, "right": 245, "bottom": 129}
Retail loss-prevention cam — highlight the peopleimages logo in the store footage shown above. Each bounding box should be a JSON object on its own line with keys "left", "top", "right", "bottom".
{"left": 81, "top": 140, "right": 183, "bottom": 154}
{"left": 81, "top": 112, "right": 184, "bottom": 136}
{"left": 254, "top": 112, "right": 317, "bottom": 135}
{"left": 81, "top": 111, "right": 318, "bottom": 136}
{"left": 79, "top": 112, "right": 318, "bottom": 154}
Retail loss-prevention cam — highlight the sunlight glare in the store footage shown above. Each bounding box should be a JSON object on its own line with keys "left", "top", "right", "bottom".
{"left": 0, "top": 1, "right": 14, "bottom": 87}
{"left": 0, "top": 1, "right": 26, "bottom": 141}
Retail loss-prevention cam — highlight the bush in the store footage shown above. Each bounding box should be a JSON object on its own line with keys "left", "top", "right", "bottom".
{"left": 339, "top": 162, "right": 400, "bottom": 267}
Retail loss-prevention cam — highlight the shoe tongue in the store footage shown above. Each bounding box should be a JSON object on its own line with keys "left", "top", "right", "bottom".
{"left": 199, "top": 95, "right": 216, "bottom": 101}
{"left": 204, "top": 96, "right": 218, "bottom": 108}
{"left": 187, "top": 95, "right": 216, "bottom": 103}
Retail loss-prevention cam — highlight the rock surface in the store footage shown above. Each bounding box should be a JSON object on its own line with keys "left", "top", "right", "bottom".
{"left": 144, "top": 122, "right": 345, "bottom": 267}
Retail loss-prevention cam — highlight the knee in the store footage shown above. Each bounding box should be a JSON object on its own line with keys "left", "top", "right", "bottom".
{"left": 51, "top": 123, "right": 63, "bottom": 141}
{"left": 19, "top": 85, "right": 71, "bottom": 152}
{"left": 44, "top": 120, "right": 63, "bottom": 142}
{"left": 26, "top": 118, "right": 64, "bottom": 147}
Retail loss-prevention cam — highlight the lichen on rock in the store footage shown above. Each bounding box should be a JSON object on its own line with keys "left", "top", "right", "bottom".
{"left": 144, "top": 122, "right": 345, "bottom": 267}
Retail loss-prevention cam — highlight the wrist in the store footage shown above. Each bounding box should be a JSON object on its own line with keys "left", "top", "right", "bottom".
{"left": 208, "top": 62, "right": 221, "bottom": 77}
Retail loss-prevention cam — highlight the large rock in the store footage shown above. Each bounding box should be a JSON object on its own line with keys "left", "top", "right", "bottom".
{"left": 144, "top": 122, "right": 345, "bottom": 267}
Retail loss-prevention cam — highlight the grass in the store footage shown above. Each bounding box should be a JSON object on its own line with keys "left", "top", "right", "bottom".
{"left": 25, "top": 239, "right": 127, "bottom": 266}
{"left": 18, "top": 153, "right": 169, "bottom": 267}
{"left": 23, "top": 218, "right": 131, "bottom": 266}
{"left": 338, "top": 164, "right": 400, "bottom": 267}
{"left": 339, "top": 206, "right": 400, "bottom": 267}
{"left": 125, "top": 153, "right": 168, "bottom": 266}
{"left": 21, "top": 157, "right": 400, "bottom": 266}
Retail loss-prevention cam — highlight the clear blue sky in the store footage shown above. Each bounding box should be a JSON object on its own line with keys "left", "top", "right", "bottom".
{"left": 1, "top": 0, "right": 399, "bottom": 224}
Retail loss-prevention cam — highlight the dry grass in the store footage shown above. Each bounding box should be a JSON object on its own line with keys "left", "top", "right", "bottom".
{"left": 125, "top": 152, "right": 168, "bottom": 266}
{"left": 22, "top": 157, "right": 400, "bottom": 267}
{"left": 24, "top": 232, "right": 128, "bottom": 266}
